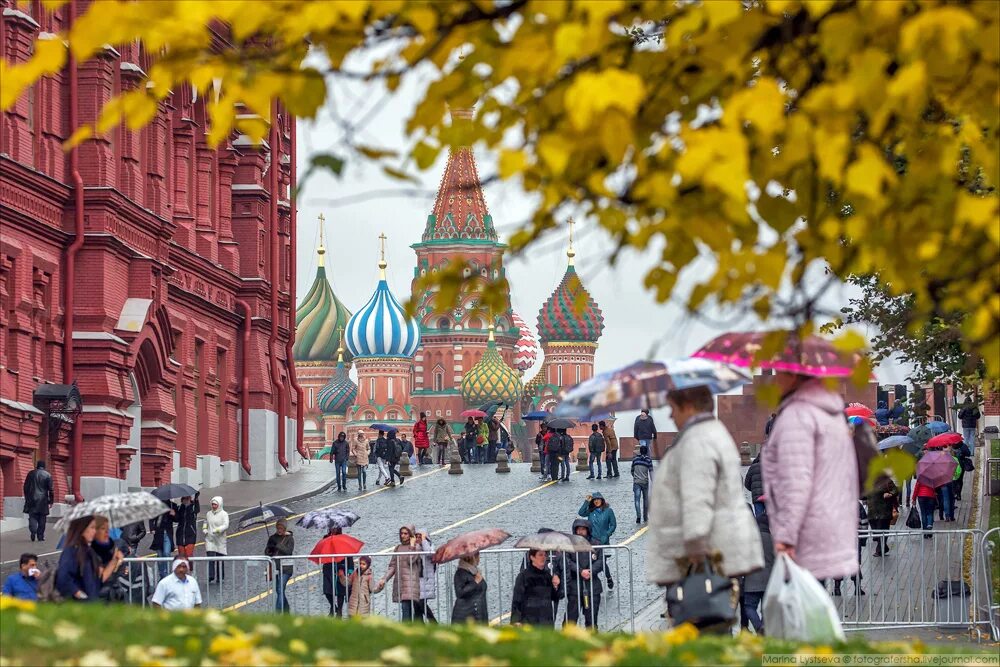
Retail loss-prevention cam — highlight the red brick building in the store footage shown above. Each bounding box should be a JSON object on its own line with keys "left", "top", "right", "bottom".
{"left": 0, "top": 3, "right": 301, "bottom": 527}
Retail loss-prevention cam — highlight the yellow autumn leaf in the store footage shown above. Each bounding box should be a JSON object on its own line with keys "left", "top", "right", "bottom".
{"left": 288, "top": 638, "right": 309, "bottom": 655}
{"left": 380, "top": 645, "right": 413, "bottom": 665}
{"left": 845, "top": 145, "right": 895, "bottom": 201}
{"left": 538, "top": 135, "right": 571, "bottom": 176}
{"left": 833, "top": 329, "right": 868, "bottom": 352}
{"left": 555, "top": 23, "right": 587, "bottom": 61}
{"left": 814, "top": 126, "right": 850, "bottom": 183}
{"left": 704, "top": 1, "right": 744, "bottom": 28}
{"left": 564, "top": 69, "right": 645, "bottom": 132}
{"left": 499, "top": 149, "right": 528, "bottom": 179}
{"left": 406, "top": 6, "right": 438, "bottom": 34}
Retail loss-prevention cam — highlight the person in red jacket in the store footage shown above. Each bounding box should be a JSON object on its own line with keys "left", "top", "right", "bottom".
{"left": 413, "top": 412, "right": 430, "bottom": 466}
{"left": 912, "top": 480, "right": 937, "bottom": 538}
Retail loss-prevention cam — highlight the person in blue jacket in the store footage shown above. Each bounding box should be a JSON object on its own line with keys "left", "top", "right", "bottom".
{"left": 578, "top": 492, "right": 617, "bottom": 590}
{"left": 56, "top": 516, "right": 102, "bottom": 602}
{"left": 2, "top": 553, "right": 40, "bottom": 600}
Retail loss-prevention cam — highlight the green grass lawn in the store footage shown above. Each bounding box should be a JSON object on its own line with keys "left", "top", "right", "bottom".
{"left": 1, "top": 597, "right": 996, "bottom": 666}
{"left": 988, "top": 439, "right": 1000, "bottom": 599}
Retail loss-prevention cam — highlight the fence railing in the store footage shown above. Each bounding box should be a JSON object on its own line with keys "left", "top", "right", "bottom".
{"left": 119, "top": 545, "right": 637, "bottom": 631}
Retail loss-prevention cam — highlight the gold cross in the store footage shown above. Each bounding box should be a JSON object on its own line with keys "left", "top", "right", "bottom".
{"left": 567, "top": 217, "right": 576, "bottom": 265}
{"left": 318, "top": 213, "right": 326, "bottom": 246}
{"left": 377, "top": 232, "right": 388, "bottom": 273}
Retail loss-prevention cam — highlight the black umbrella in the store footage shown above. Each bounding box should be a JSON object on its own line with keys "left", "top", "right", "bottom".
{"left": 479, "top": 401, "right": 507, "bottom": 418}
{"left": 151, "top": 483, "right": 198, "bottom": 501}
{"left": 237, "top": 503, "right": 293, "bottom": 530}
{"left": 545, "top": 417, "right": 576, "bottom": 430}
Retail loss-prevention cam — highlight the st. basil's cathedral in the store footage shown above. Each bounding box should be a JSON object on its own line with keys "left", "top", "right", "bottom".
{"left": 293, "top": 113, "right": 606, "bottom": 451}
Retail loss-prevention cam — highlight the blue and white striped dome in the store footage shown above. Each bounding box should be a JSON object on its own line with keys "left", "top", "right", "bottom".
{"left": 345, "top": 277, "right": 421, "bottom": 358}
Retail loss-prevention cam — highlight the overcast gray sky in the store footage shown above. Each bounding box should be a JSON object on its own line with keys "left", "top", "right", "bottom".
{"left": 293, "top": 64, "right": 910, "bottom": 430}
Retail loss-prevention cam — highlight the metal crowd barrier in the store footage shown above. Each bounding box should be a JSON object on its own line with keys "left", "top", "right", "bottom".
{"left": 981, "top": 527, "right": 1000, "bottom": 641}
{"left": 123, "top": 545, "right": 639, "bottom": 630}
{"left": 119, "top": 555, "right": 274, "bottom": 612}
{"left": 829, "top": 528, "right": 991, "bottom": 639}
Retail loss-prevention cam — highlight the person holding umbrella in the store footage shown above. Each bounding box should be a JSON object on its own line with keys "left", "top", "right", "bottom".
{"left": 204, "top": 496, "right": 229, "bottom": 584}
{"left": 374, "top": 430, "right": 390, "bottom": 486}
{"left": 315, "top": 525, "right": 358, "bottom": 617}
{"left": 172, "top": 493, "right": 200, "bottom": 572}
{"left": 510, "top": 548, "right": 564, "bottom": 627}
{"left": 265, "top": 518, "right": 295, "bottom": 612}
{"left": 476, "top": 417, "right": 489, "bottom": 464}
{"left": 430, "top": 527, "right": 510, "bottom": 624}
{"left": 351, "top": 432, "right": 370, "bottom": 491}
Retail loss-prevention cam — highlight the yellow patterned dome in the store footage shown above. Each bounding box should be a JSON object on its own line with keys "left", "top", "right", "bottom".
{"left": 461, "top": 327, "right": 523, "bottom": 406}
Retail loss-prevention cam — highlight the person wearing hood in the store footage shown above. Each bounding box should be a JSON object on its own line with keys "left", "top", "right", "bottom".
{"left": 331, "top": 432, "right": 350, "bottom": 491}
{"left": 452, "top": 552, "right": 489, "bottom": 623}
{"left": 631, "top": 445, "right": 654, "bottom": 523}
{"left": 265, "top": 518, "right": 295, "bottom": 612}
{"left": 204, "top": 496, "right": 229, "bottom": 583}
{"left": 740, "top": 510, "right": 774, "bottom": 634}
{"left": 565, "top": 519, "right": 604, "bottom": 628}
{"left": 647, "top": 386, "right": 764, "bottom": 615}
{"left": 578, "top": 492, "right": 617, "bottom": 589}
{"left": 414, "top": 528, "right": 438, "bottom": 622}
{"left": 633, "top": 408, "right": 657, "bottom": 450}
{"left": 510, "top": 548, "right": 564, "bottom": 626}
{"left": 350, "top": 432, "right": 370, "bottom": 491}
{"left": 172, "top": 493, "right": 200, "bottom": 572}
{"left": 348, "top": 556, "right": 375, "bottom": 616}
{"left": 22, "top": 460, "right": 53, "bottom": 542}
{"left": 744, "top": 454, "right": 765, "bottom": 517}
{"left": 151, "top": 558, "right": 202, "bottom": 610}
{"left": 761, "top": 374, "right": 859, "bottom": 581}
{"left": 376, "top": 526, "right": 424, "bottom": 621}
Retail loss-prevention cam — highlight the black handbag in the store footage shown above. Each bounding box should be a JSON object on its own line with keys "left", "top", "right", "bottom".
{"left": 905, "top": 506, "right": 922, "bottom": 529}
{"left": 960, "top": 457, "right": 974, "bottom": 472}
{"left": 664, "top": 561, "right": 736, "bottom": 629}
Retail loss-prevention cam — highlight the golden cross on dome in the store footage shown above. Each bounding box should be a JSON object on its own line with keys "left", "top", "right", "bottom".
{"left": 567, "top": 217, "right": 576, "bottom": 266}
{"left": 378, "top": 232, "right": 388, "bottom": 277}
{"left": 317, "top": 213, "right": 327, "bottom": 266}
{"left": 337, "top": 325, "right": 345, "bottom": 363}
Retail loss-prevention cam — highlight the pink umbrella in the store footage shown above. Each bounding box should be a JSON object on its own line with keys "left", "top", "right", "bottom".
{"left": 460, "top": 409, "right": 487, "bottom": 418}
{"left": 694, "top": 331, "right": 866, "bottom": 378}
{"left": 916, "top": 450, "right": 958, "bottom": 488}
{"left": 432, "top": 528, "right": 511, "bottom": 563}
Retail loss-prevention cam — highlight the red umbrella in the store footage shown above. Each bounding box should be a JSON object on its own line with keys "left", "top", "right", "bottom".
{"left": 460, "top": 409, "right": 487, "bottom": 418}
{"left": 694, "top": 331, "right": 866, "bottom": 378}
{"left": 432, "top": 528, "right": 511, "bottom": 564}
{"left": 309, "top": 534, "right": 364, "bottom": 564}
{"left": 925, "top": 432, "right": 963, "bottom": 449}
{"left": 845, "top": 403, "right": 874, "bottom": 419}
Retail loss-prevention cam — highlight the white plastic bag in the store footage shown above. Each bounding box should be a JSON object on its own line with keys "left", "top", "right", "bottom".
{"left": 763, "top": 553, "right": 845, "bottom": 642}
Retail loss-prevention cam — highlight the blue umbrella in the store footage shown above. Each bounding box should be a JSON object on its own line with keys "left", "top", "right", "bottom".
{"left": 927, "top": 421, "right": 951, "bottom": 435}
{"left": 554, "top": 358, "right": 751, "bottom": 419}
{"left": 369, "top": 423, "right": 398, "bottom": 433}
{"left": 523, "top": 411, "right": 551, "bottom": 421}
{"left": 878, "top": 435, "right": 915, "bottom": 451}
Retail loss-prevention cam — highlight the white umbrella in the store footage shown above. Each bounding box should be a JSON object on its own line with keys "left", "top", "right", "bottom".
{"left": 55, "top": 492, "right": 169, "bottom": 532}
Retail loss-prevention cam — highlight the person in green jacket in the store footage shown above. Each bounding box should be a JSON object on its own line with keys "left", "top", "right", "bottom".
{"left": 578, "top": 492, "right": 618, "bottom": 590}
{"left": 476, "top": 418, "right": 489, "bottom": 464}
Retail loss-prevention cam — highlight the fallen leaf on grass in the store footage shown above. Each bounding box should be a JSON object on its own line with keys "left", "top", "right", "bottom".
{"left": 202, "top": 609, "right": 226, "bottom": 629}
{"left": 469, "top": 626, "right": 501, "bottom": 644}
{"left": 208, "top": 629, "right": 257, "bottom": 655}
{"left": 171, "top": 626, "right": 192, "bottom": 636}
{"left": 16, "top": 612, "right": 41, "bottom": 626}
{"left": 52, "top": 620, "right": 84, "bottom": 643}
{"left": 253, "top": 623, "right": 282, "bottom": 638}
{"left": 289, "top": 639, "right": 309, "bottom": 655}
{"left": 432, "top": 630, "right": 461, "bottom": 644}
{"left": 561, "top": 622, "right": 603, "bottom": 646}
{"left": 468, "top": 657, "right": 508, "bottom": 667}
{"left": 379, "top": 646, "right": 413, "bottom": 665}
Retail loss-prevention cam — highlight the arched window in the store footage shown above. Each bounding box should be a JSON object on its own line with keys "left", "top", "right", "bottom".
{"left": 369, "top": 377, "right": 376, "bottom": 400}
{"left": 437, "top": 317, "right": 450, "bottom": 330}
{"left": 433, "top": 371, "right": 444, "bottom": 392}
{"left": 557, "top": 366, "right": 563, "bottom": 386}
{"left": 364, "top": 410, "right": 376, "bottom": 421}
{"left": 387, "top": 410, "right": 399, "bottom": 420}
{"left": 575, "top": 365, "right": 581, "bottom": 384}
{"left": 387, "top": 377, "right": 394, "bottom": 401}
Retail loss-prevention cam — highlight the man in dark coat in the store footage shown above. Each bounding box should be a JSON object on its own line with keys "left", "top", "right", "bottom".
{"left": 564, "top": 519, "right": 604, "bottom": 628}
{"left": 149, "top": 509, "right": 175, "bottom": 578}
{"left": 22, "top": 461, "right": 53, "bottom": 542}
{"left": 510, "top": 548, "right": 563, "bottom": 626}
{"left": 487, "top": 417, "right": 501, "bottom": 463}
{"left": 958, "top": 398, "right": 981, "bottom": 454}
{"left": 172, "top": 493, "right": 200, "bottom": 570}
{"left": 330, "top": 432, "right": 350, "bottom": 492}
{"left": 740, "top": 510, "right": 774, "bottom": 634}
{"left": 764, "top": 412, "right": 777, "bottom": 438}
{"left": 633, "top": 409, "right": 657, "bottom": 449}
{"left": 743, "top": 455, "right": 765, "bottom": 517}
{"left": 586, "top": 424, "right": 605, "bottom": 480}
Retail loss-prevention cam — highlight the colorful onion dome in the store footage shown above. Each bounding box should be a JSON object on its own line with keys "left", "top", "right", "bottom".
{"left": 345, "top": 240, "right": 421, "bottom": 358}
{"left": 512, "top": 311, "right": 539, "bottom": 372}
{"left": 536, "top": 265, "right": 605, "bottom": 344}
{"left": 317, "top": 348, "right": 358, "bottom": 416}
{"left": 293, "top": 226, "right": 353, "bottom": 362}
{"left": 461, "top": 327, "right": 523, "bottom": 406}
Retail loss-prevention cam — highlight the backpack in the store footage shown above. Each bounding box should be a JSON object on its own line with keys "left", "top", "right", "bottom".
{"left": 562, "top": 434, "right": 575, "bottom": 456}
{"left": 37, "top": 562, "right": 63, "bottom": 603}
{"left": 853, "top": 421, "right": 880, "bottom": 496}
{"left": 393, "top": 441, "right": 404, "bottom": 460}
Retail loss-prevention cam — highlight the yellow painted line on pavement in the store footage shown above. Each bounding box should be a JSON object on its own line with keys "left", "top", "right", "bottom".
{"left": 490, "top": 524, "right": 649, "bottom": 625}
{"left": 224, "top": 479, "right": 559, "bottom": 612}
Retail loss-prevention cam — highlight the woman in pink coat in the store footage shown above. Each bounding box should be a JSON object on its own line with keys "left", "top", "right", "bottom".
{"left": 762, "top": 374, "right": 859, "bottom": 581}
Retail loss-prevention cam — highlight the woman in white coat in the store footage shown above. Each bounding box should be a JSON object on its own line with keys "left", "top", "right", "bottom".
{"left": 204, "top": 496, "right": 229, "bottom": 583}
{"left": 415, "top": 528, "right": 438, "bottom": 623}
